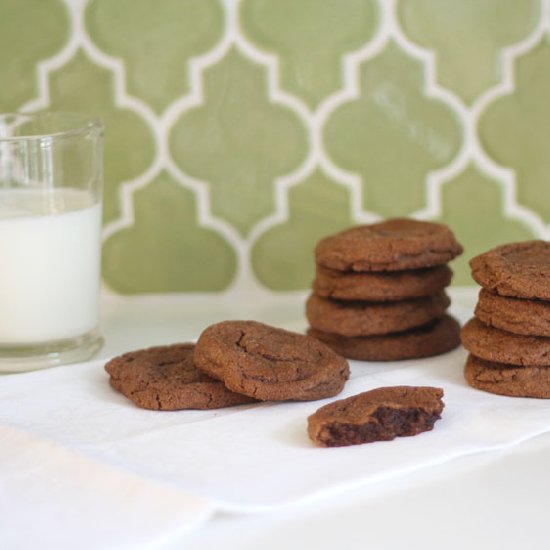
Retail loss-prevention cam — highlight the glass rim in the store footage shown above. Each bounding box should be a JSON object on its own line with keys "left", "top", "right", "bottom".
{"left": 0, "top": 111, "right": 103, "bottom": 142}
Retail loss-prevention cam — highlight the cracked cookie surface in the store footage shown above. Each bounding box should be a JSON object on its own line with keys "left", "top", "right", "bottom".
{"left": 315, "top": 219, "right": 463, "bottom": 272}
{"left": 193, "top": 320, "right": 350, "bottom": 401}
{"left": 105, "top": 343, "right": 256, "bottom": 410}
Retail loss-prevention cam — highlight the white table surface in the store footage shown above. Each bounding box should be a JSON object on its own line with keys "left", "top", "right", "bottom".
{"left": 6, "top": 288, "right": 550, "bottom": 549}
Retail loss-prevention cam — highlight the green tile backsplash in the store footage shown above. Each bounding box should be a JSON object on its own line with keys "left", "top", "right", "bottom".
{"left": 2, "top": 0, "right": 548, "bottom": 293}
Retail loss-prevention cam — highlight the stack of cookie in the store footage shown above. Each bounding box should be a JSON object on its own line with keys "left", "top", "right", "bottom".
{"left": 461, "top": 241, "right": 550, "bottom": 398}
{"left": 306, "top": 218, "right": 463, "bottom": 361}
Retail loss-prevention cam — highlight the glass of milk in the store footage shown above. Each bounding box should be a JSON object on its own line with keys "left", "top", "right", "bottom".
{"left": 0, "top": 112, "right": 103, "bottom": 372}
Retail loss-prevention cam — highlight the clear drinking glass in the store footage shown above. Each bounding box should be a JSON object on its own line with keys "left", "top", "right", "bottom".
{"left": 0, "top": 112, "right": 104, "bottom": 372}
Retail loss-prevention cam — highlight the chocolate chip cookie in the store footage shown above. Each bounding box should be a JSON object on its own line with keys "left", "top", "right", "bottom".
{"left": 308, "top": 385, "right": 445, "bottom": 447}
{"left": 305, "top": 292, "right": 450, "bottom": 337}
{"left": 315, "top": 219, "right": 463, "bottom": 272}
{"left": 105, "top": 343, "right": 257, "bottom": 410}
{"left": 194, "top": 321, "right": 350, "bottom": 401}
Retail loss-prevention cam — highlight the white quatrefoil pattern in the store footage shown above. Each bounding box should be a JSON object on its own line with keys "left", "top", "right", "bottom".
{"left": 2, "top": 0, "right": 549, "bottom": 292}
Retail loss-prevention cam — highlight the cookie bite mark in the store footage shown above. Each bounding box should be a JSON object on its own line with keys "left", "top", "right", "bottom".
{"left": 308, "top": 386, "right": 444, "bottom": 447}
{"left": 194, "top": 320, "right": 350, "bottom": 401}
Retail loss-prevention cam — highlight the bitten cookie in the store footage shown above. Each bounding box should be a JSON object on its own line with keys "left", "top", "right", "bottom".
{"left": 105, "top": 344, "right": 257, "bottom": 410}
{"left": 475, "top": 289, "right": 550, "bottom": 337}
{"left": 315, "top": 219, "right": 463, "bottom": 272}
{"left": 305, "top": 292, "right": 450, "bottom": 337}
{"left": 460, "top": 317, "right": 550, "bottom": 367}
{"left": 464, "top": 354, "right": 550, "bottom": 398}
{"left": 308, "top": 314, "right": 461, "bottom": 361}
{"left": 470, "top": 241, "right": 550, "bottom": 300}
{"left": 308, "top": 385, "right": 444, "bottom": 447}
{"left": 194, "top": 321, "right": 350, "bottom": 401}
{"left": 313, "top": 264, "right": 453, "bottom": 302}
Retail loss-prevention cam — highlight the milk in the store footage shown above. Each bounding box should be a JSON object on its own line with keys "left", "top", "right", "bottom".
{"left": 0, "top": 188, "right": 101, "bottom": 344}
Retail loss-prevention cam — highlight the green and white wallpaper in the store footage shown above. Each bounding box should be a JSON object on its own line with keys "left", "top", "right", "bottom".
{"left": 1, "top": 0, "right": 549, "bottom": 293}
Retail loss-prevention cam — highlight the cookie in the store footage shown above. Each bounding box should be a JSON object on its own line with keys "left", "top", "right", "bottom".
{"left": 307, "top": 385, "right": 444, "bottom": 447}
{"left": 464, "top": 354, "right": 550, "bottom": 398}
{"left": 315, "top": 219, "right": 463, "bottom": 272}
{"left": 306, "top": 292, "right": 450, "bottom": 337}
{"left": 313, "top": 264, "right": 453, "bottom": 301}
{"left": 194, "top": 320, "right": 350, "bottom": 401}
{"left": 308, "top": 314, "right": 460, "bottom": 361}
{"left": 461, "top": 317, "right": 550, "bottom": 366}
{"left": 470, "top": 241, "right": 550, "bottom": 300}
{"left": 475, "top": 288, "right": 550, "bottom": 337}
{"left": 105, "top": 344, "right": 257, "bottom": 410}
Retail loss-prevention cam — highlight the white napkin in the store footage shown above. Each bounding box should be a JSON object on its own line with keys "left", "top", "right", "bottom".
{"left": 2, "top": 344, "right": 550, "bottom": 527}
{"left": 1, "top": 423, "right": 214, "bottom": 549}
